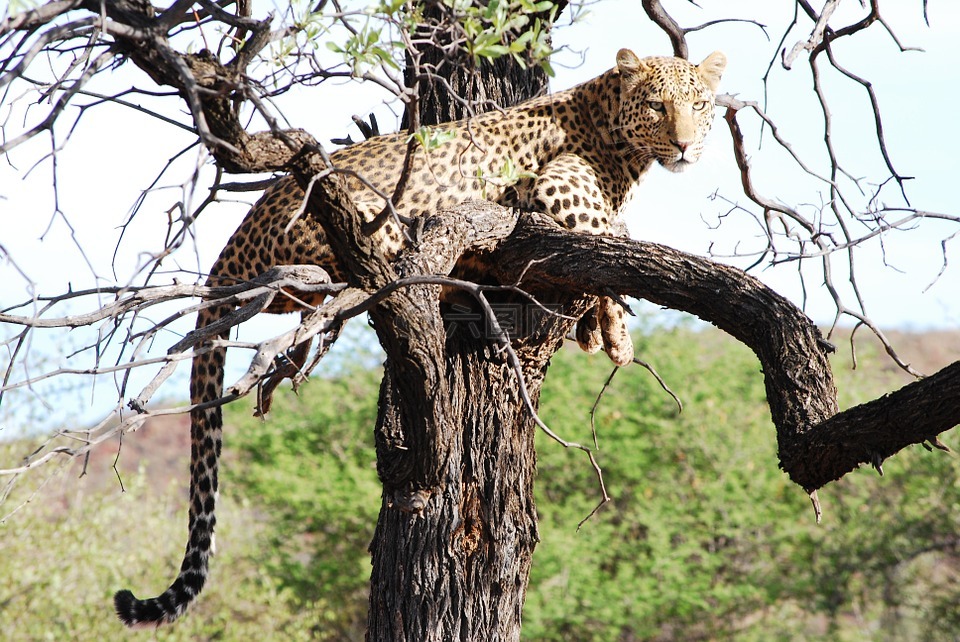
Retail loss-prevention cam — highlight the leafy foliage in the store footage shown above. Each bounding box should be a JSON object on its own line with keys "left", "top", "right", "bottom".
{"left": 526, "top": 329, "right": 960, "bottom": 640}
{"left": 310, "top": 0, "right": 559, "bottom": 79}
{"left": 1, "top": 327, "right": 958, "bottom": 639}
{"left": 226, "top": 364, "right": 384, "bottom": 640}
{"left": 225, "top": 325, "right": 960, "bottom": 640}
{"left": 0, "top": 461, "right": 321, "bottom": 640}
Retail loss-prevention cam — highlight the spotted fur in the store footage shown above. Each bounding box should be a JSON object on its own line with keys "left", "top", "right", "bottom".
{"left": 114, "top": 49, "right": 725, "bottom": 627}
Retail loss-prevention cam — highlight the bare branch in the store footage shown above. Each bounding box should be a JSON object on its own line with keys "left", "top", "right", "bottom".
{"left": 641, "top": 0, "right": 687, "bottom": 58}
{"left": 0, "top": 266, "right": 339, "bottom": 330}
{"left": 0, "top": 0, "right": 83, "bottom": 34}
{"left": 783, "top": 0, "right": 840, "bottom": 69}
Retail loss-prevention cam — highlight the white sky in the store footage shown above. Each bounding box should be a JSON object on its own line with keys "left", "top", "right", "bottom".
{"left": 1, "top": 0, "right": 958, "bottom": 432}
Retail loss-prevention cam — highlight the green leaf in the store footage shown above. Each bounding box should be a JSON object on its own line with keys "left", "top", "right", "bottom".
{"left": 408, "top": 126, "right": 457, "bottom": 152}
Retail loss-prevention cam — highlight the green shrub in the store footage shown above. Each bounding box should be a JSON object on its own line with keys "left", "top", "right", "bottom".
{"left": 225, "top": 364, "right": 383, "bottom": 640}
{"left": 0, "top": 457, "right": 320, "bottom": 641}
{"left": 226, "top": 326, "right": 960, "bottom": 641}
{"left": 3, "top": 326, "right": 957, "bottom": 640}
{"left": 525, "top": 329, "right": 960, "bottom": 641}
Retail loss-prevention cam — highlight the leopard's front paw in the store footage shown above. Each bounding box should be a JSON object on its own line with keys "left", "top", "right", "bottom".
{"left": 598, "top": 296, "right": 633, "bottom": 367}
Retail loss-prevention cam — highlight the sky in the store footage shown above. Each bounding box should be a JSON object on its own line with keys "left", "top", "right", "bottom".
{"left": 1, "top": 0, "right": 958, "bottom": 433}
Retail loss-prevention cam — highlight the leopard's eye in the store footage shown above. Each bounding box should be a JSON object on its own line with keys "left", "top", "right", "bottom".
{"left": 692, "top": 100, "right": 709, "bottom": 111}
{"left": 647, "top": 100, "right": 665, "bottom": 113}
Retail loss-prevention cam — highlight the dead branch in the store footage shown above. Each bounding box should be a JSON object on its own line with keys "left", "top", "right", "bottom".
{"left": 641, "top": 0, "right": 687, "bottom": 58}
{"left": 640, "top": 1, "right": 958, "bottom": 380}
{"left": 0, "top": 265, "right": 338, "bottom": 330}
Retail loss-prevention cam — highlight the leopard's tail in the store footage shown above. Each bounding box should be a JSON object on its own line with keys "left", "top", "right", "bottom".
{"left": 114, "top": 303, "right": 229, "bottom": 628}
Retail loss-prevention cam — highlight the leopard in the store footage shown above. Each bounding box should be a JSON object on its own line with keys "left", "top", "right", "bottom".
{"left": 114, "top": 48, "right": 726, "bottom": 627}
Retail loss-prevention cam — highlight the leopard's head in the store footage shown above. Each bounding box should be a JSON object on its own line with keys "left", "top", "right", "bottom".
{"left": 613, "top": 49, "right": 726, "bottom": 172}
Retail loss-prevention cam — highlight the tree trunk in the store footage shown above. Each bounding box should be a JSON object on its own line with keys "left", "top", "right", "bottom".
{"left": 401, "top": 1, "right": 559, "bottom": 128}
{"left": 366, "top": 282, "right": 592, "bottom": 639}
{"left": 366, "top": 14, "right": 577, "bottom": 637}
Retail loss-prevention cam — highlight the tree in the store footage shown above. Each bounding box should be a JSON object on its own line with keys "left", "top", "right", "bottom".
{"left": 1, "top": 0, "right": 958, "bottom": 638}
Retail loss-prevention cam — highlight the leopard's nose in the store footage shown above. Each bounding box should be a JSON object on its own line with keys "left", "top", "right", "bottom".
{"left": 671, "top": 139, "right": 690, "bottom": 152}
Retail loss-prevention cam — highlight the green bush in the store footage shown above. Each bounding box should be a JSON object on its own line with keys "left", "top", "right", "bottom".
{"left": 526, "top": 329, "right": 960, "bottom": 641}
{"left": 0, "top": 457, "right": 320, "bottom": 641}
{"left": 226, "top": 326, "right": 960, "bottom": 640}
{"left": 225, "top": 364, "right": 383, "bottom": 640}
{"left": 2, "top": 326, "right": 957, "bottom": 640}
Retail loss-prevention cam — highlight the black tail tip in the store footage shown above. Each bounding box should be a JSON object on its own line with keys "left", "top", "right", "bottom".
{"left": 114, "top": 589, "right": 166, "bottom": 629}
{"left": 114, "top": 589, "right": 138, "bottom": 626}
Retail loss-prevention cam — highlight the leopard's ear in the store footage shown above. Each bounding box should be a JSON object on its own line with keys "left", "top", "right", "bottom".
{"left": 616, "top": 49, "right": 648, "bottom": 92}
{"left": 697, "top": 51, "right": 727, "bottom": 92}
{"left": 616, "top": 49, "right": 643, "bottom": 75}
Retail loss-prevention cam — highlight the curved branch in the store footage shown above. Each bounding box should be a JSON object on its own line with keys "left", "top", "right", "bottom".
{"left": 497, "top": 212, "right": 960, "bottom": 494}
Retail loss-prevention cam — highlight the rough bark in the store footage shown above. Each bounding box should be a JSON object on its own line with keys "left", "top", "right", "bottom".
{"left": 363, "top": 270, "right": 591, "bottom": 639}
{"left": 401, "top": 0, "right": 562, "bottom": 127}
{"left": 368, "top": 15, "right": 566, "bottom": 635}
